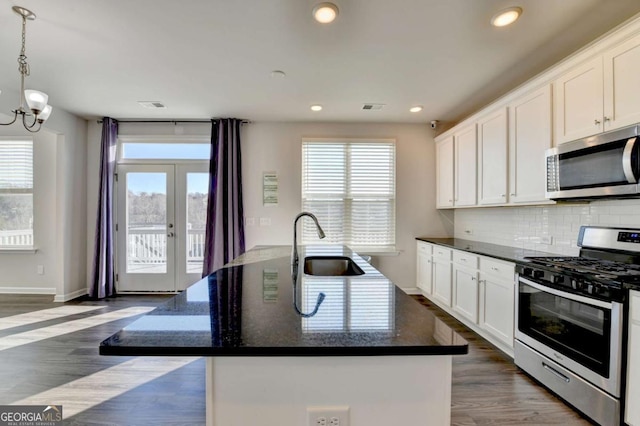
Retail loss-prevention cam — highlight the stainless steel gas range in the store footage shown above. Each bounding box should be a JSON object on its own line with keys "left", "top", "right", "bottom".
{"left": 515, "top": 226, "right": 640, "bottom": 426}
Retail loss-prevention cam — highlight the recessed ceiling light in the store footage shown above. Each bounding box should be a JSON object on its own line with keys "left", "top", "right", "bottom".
{"left": 410, "top": 106, "right": 423, "bottom": 113}
{"left": 310, "top": 105, "right": 323, "bottom": 112}
{"left": 138, "top": 101, "right": 167, "bottom": 109}
{"left": 313, "top": 2, "right": 339, "bottom": 24}
{"left": 491, "top": 7, "right": 522, "bottom": 27}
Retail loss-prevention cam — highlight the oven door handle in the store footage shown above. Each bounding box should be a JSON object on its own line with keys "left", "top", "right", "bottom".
{"left": 623, "top": 136, "right": 638, "bottom": 183}
{"left": 542, "top": 362, "right": 571, "bottom": 383}
{"left": 518, "top": 276, "right": 613, "bottom": 309}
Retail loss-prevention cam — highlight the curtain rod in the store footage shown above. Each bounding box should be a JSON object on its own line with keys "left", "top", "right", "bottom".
{"left": 96, "top": 118, "right": 250, "bottom": 124}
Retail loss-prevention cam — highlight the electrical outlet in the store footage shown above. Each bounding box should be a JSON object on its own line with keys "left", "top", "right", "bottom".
{"left": 307, "top": 406, "right": 349, "bottom": 426}
{"left": 540, "top": 235, "right": 553, "bottom": 245}
{"left": 259, "top": 217, "right": 271, "bottom": 226}
{"left": 37, "top": 265, "right": 44, "bottom": 275}
{"left": 464, "top": 228, "right": 473, "bottom": 235}
{"left": 245, "top": 217, "right": 256, "bottom": 226}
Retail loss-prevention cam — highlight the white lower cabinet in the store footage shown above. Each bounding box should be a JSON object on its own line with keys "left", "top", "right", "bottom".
{"left": 452, "top": 251, "right": 480, "bottom": 323}
{"left": 479, "top": 272, "right": 515, "bottom": 347}
{"left": 430, "top": 246, "right": 453, "bottom": 306}
{"left": 416, "top": 242, "right": 515, "bottom": 357}
{"left": 416, "top": 242, "right": 433, "bottom": 295}
{"left": 626, "top": 290, "right": 640, "bottom": 425}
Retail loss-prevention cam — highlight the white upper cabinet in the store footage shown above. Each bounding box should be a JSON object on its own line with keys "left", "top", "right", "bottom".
{"left": 454, "top": 124, "right": 477, "bottom": 207}
{"left": 553, "top": 57, "right": 604, "bottom": 144}
{"left": 555, "top": 32, "right": 640, "bottom": 144}
{"left": 436, "top": 135, "right": 454, "bottom": 208}
{"left": 508, "top": 85, "right": 552, "bottom": 204}
{"left": 477, "top": 108, "right": 508, "bottom": 205}
{"left": 603, "top": 32, "right": 640, "bottom": 131}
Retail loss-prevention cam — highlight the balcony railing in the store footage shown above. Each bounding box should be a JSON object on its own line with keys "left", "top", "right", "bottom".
{"left": 0, "top": 229, "right": 33, "bottom": 247}
{"left": 127, "top": 227, "right": 205, "bottom": 273}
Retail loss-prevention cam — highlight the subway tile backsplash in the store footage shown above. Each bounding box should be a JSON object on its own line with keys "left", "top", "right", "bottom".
{"left": 454, "top": 199, "right": 640, "bottom": 256}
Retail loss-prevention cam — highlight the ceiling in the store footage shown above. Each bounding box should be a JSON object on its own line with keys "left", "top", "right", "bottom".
{"left": 1, "top": 0, "right": 640, "bottom": 125}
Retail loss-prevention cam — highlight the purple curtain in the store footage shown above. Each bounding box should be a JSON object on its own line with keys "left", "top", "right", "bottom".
{"left": 90, "top": 117, "right": 118, "bottom": 298}
{"left": 202, "top": 118, "right": 246, "bottom": 276}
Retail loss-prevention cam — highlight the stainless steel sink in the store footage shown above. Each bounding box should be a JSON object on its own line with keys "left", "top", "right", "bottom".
{"left": 303, "top": 256, "right": 365, "bottom": 276}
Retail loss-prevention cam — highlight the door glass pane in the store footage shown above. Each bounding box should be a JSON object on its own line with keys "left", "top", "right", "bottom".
{"left": 186, "top": 173, "right": 208, "bottom": 274}
{"left": 122, "top": 143, "right": 210, "bottom": 160}
{"left": 126, "top": 173, "right": 167, "bottom": 273}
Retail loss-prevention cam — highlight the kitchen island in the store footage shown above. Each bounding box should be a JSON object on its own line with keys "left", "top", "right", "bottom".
{"left": 100, "top": 245, "right": 468, "bottom": 426}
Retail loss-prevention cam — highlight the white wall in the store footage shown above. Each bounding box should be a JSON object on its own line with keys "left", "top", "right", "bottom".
{"left": 0, "top": 95, "right": 88, "bottom": 300}
{"left": 86, "top": 121, "right": 451, "bottom": 291}
{"left": 454, "top": 198, "right": 640, "bottom": 255}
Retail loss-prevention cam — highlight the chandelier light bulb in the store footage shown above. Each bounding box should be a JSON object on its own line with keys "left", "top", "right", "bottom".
{"left": 410, "top": 106, "right": 423, "bottom": 113}
{"left": 310, "top": 105, "right": 323, "bottom": 112}
{"left": 37, "top": 104, "right": 53, "bottom": 123}
{"left": 313, "top": 2, "right": 339, "bottom": 24}
{"left": 25, "top": 90, "right": 48, "bottom": 114}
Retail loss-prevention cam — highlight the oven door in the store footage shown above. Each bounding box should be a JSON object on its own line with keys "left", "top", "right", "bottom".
{"left": 515, "top": 276, "right": 623, "bottom": 397}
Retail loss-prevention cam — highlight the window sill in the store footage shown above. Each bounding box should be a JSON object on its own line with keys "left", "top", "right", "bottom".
{"left": 351, "top": 246, "right": 400, "bottom": 256}
{"left": 0, "top": 247, "right": 38, "bottom": 254}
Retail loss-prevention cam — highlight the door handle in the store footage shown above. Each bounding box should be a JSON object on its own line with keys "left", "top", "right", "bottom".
{"left": 167, "top": 232, "right": 175, "bottom": 237}
{"left": 168, "top": 223, "right": 174, "bottom": 229}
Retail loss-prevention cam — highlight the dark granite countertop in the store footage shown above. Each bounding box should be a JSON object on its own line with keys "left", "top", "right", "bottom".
{"left": 415, "top": 237, "right": 559, "bottom": 264}
{"left": 100, "top": 245, "right": 468, "bottom": 357}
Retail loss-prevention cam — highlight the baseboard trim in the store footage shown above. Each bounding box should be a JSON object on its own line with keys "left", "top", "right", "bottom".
{"left": 402, "top": 286, "right": 421, "bottom": 295}
{"left": 0, "top": 287, "right": 56, "bottom": 295}
{"left": 54, "top": 288, "right": 88, "bottom": 303}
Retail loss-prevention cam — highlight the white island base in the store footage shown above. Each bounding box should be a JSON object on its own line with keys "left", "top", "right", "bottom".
{"left": 206, "top": 355, "right": 453, "bottom": 426}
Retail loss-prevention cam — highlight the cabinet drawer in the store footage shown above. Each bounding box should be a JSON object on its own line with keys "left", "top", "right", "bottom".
{"left": 453, "top": 251, "right": 479, "bottom": 269}
{"left": 433, "top": 246, "right": 452, "bottom": 261}
{"left": 417, "top": 241, "right": 432, "bottom": 255}
{"left": 480, "top": 257, "right": 514, "bottom": 281}
{"left": 632, "top": 291, "right": 640, "bottom": 323}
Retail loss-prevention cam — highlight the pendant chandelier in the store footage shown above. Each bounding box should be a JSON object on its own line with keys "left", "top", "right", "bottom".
{"left": 0, "top": 6, "right": 52, "bottom": 133}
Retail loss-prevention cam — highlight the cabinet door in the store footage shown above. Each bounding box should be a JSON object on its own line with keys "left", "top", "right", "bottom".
{"left": 508, "top": 85, "right": 552, "bottom": 204}
{"left": 479, "top": 274, "right": 514, "bottom": 347}
{"left": 553, "top": 57, "right": 604, "bottom": 144}
{"left": 478, "top": 108, "right": 508, "bottom": 205}
{"left": 604, "top": 33, "right": 640, "bottom": 131}
{"left": 436, "top": 136, "right": 454, "bottom": 208}
{"left": 454, "top": 124, "right": 477, "bottom": 207}
{"left": 432, "top": 259, "right": 452, "bottom": 307}
{"left": 626, "top": 290, "right": 640, "bottom": 426}
{"left": 417, "top": 248, "right": 433, "bottom": 295}
{"left": 453, "top": 265, "right": 479, "bottom": 323}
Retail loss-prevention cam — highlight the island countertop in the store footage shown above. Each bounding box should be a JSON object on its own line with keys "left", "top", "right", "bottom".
{"left": 100, "top": 245, "right": 468, "bottom": 357}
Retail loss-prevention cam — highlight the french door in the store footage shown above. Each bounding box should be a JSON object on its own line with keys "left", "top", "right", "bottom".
{"left": 116, "top": 163, "right": 208, "bottom": 292}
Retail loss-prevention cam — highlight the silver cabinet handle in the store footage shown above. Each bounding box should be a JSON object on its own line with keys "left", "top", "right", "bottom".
{"left": 168, "top": 223, "right": 174, "bottom": 229}
{"left": 510, "top": 193, "right": 515, "bottom": 196}
{"left": 167, "top": 232, "right": 175, "bottom": 237}
{"left": 594, "top": 119, "right": 601, "bottom": 125}
{"left": 604, "top": 116, "right": 611, "bottom": 122}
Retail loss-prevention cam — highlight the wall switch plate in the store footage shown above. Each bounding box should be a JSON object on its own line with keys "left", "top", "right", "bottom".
{"left": 245, "top": 217, "right": 256, "bottom": 226}
{"left": 259, "top": 217, "right": 271, "bottom": 226}
{"left": 37, "top": 265, "right": 44, "bottom": 275}
{"left": 307, "top": 406, "right": 349, "bottom": 426}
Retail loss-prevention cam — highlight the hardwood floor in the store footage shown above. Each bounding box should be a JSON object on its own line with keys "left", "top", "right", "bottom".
{"left": 0, "top": 294, "right": 593, "bottom": 425}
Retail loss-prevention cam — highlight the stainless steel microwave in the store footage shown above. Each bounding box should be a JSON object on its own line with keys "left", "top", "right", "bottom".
{"left": 546, "top": 124, "right": 640, "bottom": 200}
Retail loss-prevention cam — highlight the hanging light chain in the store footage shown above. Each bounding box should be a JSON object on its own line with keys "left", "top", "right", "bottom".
{"left": 18, "top": 14, "right": 30, "bottom": 77}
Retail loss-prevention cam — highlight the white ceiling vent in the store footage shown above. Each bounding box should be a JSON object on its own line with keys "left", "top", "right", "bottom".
{"left": 362, "top": 103, "right": 385, "bottom": 110}
{"left": 138, "top": 101, "right": 167, "bottom": 109}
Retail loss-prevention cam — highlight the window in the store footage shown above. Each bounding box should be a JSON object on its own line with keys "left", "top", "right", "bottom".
{"left": 302, "top": 139, "right": 396, "bottom": 251}
{"left": 0, "top": 138, "right": 34, "bottom": 248}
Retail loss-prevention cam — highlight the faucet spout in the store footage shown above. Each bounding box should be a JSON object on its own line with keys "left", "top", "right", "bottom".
{"left": 292, "top": 211, "right": 326, "bottom": 266}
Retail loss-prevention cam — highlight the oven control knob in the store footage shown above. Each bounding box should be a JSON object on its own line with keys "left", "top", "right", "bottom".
{"left": 553, "top": 275, "right": 565, "bottom": 284}
{"left": 571, "top": 279, "right": 578, "bottom": 289}
{"left": 533, "top": 270, "right": 545, "bottom": 279}
{"left": 523, "top": 267, "right": 533, "bottom": 277}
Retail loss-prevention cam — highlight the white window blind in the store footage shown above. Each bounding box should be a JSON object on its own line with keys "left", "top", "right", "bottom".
{"left": 302, "top": 139, "right": 396, "bottom": 250}
{"left": 0, "top": 138, "right": 34, "bottom": 247}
